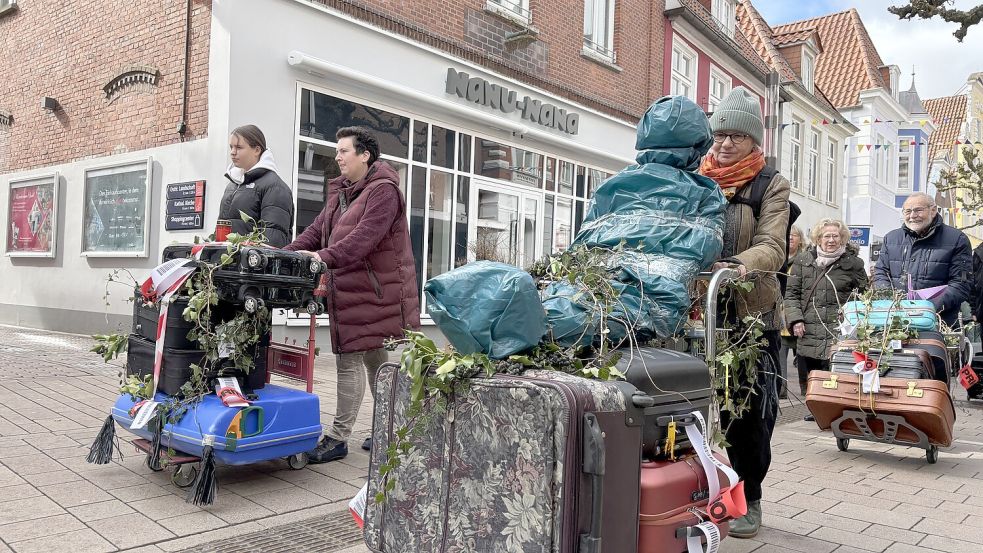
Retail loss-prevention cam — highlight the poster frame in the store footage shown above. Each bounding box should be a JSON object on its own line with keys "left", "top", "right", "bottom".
{"left": 80, "top": 157, "right": 154, "bottom": 258}
{"left": 4, "top": 172, "right": 60, "bottom": 258}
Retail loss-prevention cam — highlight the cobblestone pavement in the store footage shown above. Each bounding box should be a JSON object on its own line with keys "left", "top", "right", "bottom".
{"left": 1, "top": 323, "right": 982, "bottom": 552}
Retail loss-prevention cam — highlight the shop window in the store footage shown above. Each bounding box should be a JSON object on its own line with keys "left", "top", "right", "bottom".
{"left": 82, "top": 159, "right": 151, "bottom": 257}
{"left": 554, "top": 197, "right": 573, "bottom": 252}
{"left": 427, "top": 170, "right": 454, "bottom": 298}
{"left": 543, "top": 194, "right": 555, "bottom": 254}
{"left": 558, "top": 161, "right": 575, "bottom": 196}
{"left": 458, "top": 133, "right": 472, "bottom": 172}
{"left": 473, "top": 139, "right": 543, "bottom": 187}
{"left": 431, "top": 126, "right": 456, "bottom": 169}
{"left": 410, "top": 167, "right": 427, "bottom": 295}
{"left": 455, "top": 176, "right": 470, "bottom": 268}
{"left": 295, "top": 141, "right": 339, "bottom": 236}
{"left": 413, "top": 121, "right": 429, "bottom": 163}
{"left": 545, "top": 158, "right": 556, "bottom": 191}
{"left": 574, "top": 199, "right": 586, "bottom": 236}
{"left": 300, "top": 89, "right": 410, "bottom": 159}
{"left": 576, "top": 165, "right": 586, "bottom": 198}
{"left": 587, "top": 168, "right": 611, "bottom": 198}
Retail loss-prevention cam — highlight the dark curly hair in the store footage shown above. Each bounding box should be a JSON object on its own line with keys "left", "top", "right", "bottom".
{"left": 336, "top": 126, "right": 379, "bottom": 166}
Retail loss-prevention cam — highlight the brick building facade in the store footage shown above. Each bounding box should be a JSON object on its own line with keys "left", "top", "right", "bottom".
{"left": 0, "top": 0, "right": 212, "bottom": 174}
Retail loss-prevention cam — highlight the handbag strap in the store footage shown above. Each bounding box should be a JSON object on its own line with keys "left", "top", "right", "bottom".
{"left": 801, "top": 263, "right": 835, "bottom": 308}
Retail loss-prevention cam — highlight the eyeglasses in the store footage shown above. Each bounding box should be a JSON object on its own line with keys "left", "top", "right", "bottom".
{"left": 712, "top": 132, "right": 750, "bottom": 145}
{"left": 902, "top": 206, "right": 933, "bottom": 216}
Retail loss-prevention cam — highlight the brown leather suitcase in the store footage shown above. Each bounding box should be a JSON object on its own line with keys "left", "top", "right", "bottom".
{"left": 806, "top": 370, "right": 955, "bottom": 447}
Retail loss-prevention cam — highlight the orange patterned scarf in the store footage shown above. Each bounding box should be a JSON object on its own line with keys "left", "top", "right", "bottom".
{"left": 699, "top": 150, "right": 767, "bottom": 199}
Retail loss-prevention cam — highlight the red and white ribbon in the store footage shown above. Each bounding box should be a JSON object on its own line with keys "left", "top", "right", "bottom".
{"left": 141, "top": 258, "right": 198, "bottom": 396}
{"left": 851, "top": 351, "right": 880, "bottom": 394}
{"left": 682, "top": 411, "right": 746, "bottom": 524}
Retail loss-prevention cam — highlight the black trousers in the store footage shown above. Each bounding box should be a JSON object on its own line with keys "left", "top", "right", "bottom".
{"left": 721, "top": 329, "right": 779, "bottom": 504}
{"left": 794, "top": 355, "right": 830, "bottom": 396}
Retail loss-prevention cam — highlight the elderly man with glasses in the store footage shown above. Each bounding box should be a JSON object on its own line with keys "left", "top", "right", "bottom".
{"left": 873, "top": 192, "right": 973, "bottom": 327}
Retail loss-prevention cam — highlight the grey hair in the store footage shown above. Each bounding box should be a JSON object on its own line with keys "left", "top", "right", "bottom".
{"left": 810, "top": 218, "right": 850, "bottom": 244}
{"left": 904, "top": 192, "right": 936, "bottom": 208}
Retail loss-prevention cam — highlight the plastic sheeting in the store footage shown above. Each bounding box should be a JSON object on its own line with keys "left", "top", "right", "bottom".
{"left": 424, "top": 261, "right": 547, "bottom": 359}
{"left": 545, "top": 96, "right": 727, "bottom": 344}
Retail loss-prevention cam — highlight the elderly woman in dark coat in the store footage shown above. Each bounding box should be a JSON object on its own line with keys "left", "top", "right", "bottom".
{"left": 784, "top": 219, "right": 868, "bottom": 417}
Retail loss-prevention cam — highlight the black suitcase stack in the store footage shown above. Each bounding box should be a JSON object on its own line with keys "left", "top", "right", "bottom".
{"left": 126, "top": 245, "right": 326, "bottom": 395}
{"left": 162, "top": 244, "right": 325, "bottom": 315}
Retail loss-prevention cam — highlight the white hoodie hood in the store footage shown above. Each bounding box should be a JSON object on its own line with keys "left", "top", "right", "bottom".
{"left": 226, "top": 149, "right": 280, "bottom": 185}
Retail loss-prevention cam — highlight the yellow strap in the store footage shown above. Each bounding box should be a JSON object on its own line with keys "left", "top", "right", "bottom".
{"left": 666, "top": 421, "right": 677, "bottom": 461}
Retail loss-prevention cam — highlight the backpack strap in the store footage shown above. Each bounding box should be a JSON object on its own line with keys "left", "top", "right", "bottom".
{"left": 729, "top": 166, "right": 777, "bottom": 218}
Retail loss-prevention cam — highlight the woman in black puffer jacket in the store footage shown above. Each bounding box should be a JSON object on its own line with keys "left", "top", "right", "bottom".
{"left": 219, "top": 125, "right": 294, "bottom": 247}
{"left": 784, "top": 219, "right": 868, "bottom": 410}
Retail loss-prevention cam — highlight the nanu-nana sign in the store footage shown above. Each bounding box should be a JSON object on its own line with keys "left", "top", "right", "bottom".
{"left": 445, "top": 68, "right": 580, "bottom": 135}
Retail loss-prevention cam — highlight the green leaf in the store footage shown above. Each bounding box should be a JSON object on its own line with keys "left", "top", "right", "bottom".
{"left": 435, "top": 359, "right": 456, "bottom": 376}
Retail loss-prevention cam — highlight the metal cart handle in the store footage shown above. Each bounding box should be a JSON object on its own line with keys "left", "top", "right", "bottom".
{"left": 701, "top": 268, "right": 741, "bottom": 364}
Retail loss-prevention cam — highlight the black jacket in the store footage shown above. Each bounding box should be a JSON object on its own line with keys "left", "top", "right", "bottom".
{"left": 973, "top": 242, "right": 983, "bottom": 322}
{"left": 219, "top": 151, "right": 294, "bottom": 247}
{"left": 873, "top": 214, "right": 973, "bottom": 326}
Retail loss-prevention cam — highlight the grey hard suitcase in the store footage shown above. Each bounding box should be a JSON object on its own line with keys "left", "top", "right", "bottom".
{"left": 830, "top": 349, "right": 933, "bottom": 380}
{"left": 616, "top": 347, "right": 713, "bottom": 460}
{"left": 363, "top": 364, "right": 644, "bottom": 553}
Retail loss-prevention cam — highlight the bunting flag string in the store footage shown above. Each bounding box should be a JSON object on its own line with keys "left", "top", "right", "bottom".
{"left": 778, "top": 117, "right": 956, "bottom": 129}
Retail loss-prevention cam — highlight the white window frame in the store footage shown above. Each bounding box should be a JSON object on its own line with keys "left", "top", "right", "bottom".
{"left": 897, "top": 140, "right": 912, "bottom": 190}
{"left": 825, "top": 139, "right": 837, "bottom": 205}
{"left": 708, "top": 66, "right": 731, "bottom": 113}
{"left": 583, "top": 0, "right": 616, "bottom": 62}
{"left": 486, "top": 0, "right": 531, "bottom": 25}
{"left": 807, "top": 129, "right": 820, "bottom": 198}
{"left": 789, "top": 119, "right": 803, "bottom": 191}
{"left": 802, "top": 51, "right": 815, "bottom": 93}
{"left": 670, "top": 38, "right": 698, "bottom": 102}
{"left": 711, "top": 0, "right": 736, "bottom": 37}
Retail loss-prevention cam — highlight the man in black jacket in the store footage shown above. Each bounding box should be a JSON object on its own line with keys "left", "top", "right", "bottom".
{"left": 873, "top": 192, "right": 972, "bottom": 327}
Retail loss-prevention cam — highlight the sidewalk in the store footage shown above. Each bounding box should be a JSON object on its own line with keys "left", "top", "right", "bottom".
{"left": 1, "top": 323, "right": 982, "bottom": 552}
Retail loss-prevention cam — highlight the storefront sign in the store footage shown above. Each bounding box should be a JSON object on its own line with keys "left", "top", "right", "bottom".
{"left": 6, "top": 175, "right": 58, "bottom": 257}
{"left": 870, "top": 241, "right": 883, "bottom": 262}
{"left": 445, "top": 68, "right": 580, "bottom": 135}
{"left": 165, "top": 180, "right": 205, "bottom": 230}
{"left": 166, "top": 213, "right": 203, "bottom": 230}
{"left": 849, "top": 226, "right": 871, "bottom": 246}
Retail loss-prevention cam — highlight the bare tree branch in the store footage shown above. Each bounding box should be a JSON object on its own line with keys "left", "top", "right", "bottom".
{"left": 936, "top": 147, "right": 983, "bottom": 230}
{"left": 889, "top": 0, "right": 983, "bottom": 41}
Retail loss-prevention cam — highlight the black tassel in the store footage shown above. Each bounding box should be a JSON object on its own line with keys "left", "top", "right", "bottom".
{"left": 86, "top": 415, "right": 120, "bottom": 464}
{"left": 186, "top": 445, "right": 218, "bottom": 506}
{"left": 146, "top": 416, "right": 165, "bottom": 471}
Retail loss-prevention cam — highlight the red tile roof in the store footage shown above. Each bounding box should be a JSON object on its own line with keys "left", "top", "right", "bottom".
{"left": 736, "top": 0, "right": 841, "bottom": 118}
{"left": 772, "top": 28, "right": 818, "bottom": 47}
{"left": 673, "top": 0, "right": 773, "bottom": 78}
{"left": 773, "top": 9, "right": 888, "bottom": 108}
{"left": 923, "top": 95, "right": 968, "bottom": 163}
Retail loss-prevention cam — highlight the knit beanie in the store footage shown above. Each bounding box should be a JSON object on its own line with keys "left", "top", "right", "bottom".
{"left": 709, "top": 87, "right": 764, "bottom": 146}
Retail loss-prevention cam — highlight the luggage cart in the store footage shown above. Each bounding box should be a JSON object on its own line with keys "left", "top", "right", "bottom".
{"left": 131, "top": 312, "right": 319, "bottom": 488}
{"left": 830, "top": 411, "right": 939, "bottom": 464}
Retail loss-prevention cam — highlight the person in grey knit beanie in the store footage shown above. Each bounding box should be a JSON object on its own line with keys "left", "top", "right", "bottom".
{"left": 709, "top": 86, "right": 764, "bottom": 146}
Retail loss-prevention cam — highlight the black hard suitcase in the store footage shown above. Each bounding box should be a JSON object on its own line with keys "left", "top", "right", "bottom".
{"left": 364, "top": 364, "right": 644, "bottom": 553}
{"left": 968, "top": 354, "right": 983, "bottom": 399}
{"left": 126, "top": 334, "right": 267, "bottom": 395}
{"left": 830, "top": 349, "right": 933, "bottom": 380}
{"left": 162, "top": 244, "right": 325, "bottom": 313}
{"left": 616, "top": 347, "right": 712, "bottom": 460}
{"left": 131, "top": 292, "right": 198, "bottom": 350}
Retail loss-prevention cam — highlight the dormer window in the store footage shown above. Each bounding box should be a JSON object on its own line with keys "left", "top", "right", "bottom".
{"left": 711, "top": 0, "right": 735, "bottom": 37}
{"left": 802, "top": 50, "right": 815, "bottom": 93}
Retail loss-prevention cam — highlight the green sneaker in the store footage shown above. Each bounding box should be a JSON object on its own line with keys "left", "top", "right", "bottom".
{"left": 729, "top": 500, "right": 761, "bottom": 539}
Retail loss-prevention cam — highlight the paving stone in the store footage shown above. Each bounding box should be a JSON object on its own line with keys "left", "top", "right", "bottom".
{"left": 68, "top": 498, "right": 135, "bottom": 522}
{"left": 753, "top": 526, "right": 838, "bottom": 553}
{"left": 883, "top": 543, "right": 946, "bottom": 553}
{"left": 759, "top": 499, "right": 805, "bottom": 519}
{"left": 157, "top": 511, "right": 226, "bottom": 536}
{"left": 243, "top": 486, "right": 328, "bottom": 514}
{"left": 870, "top": 488, "right": 942, "bottom": 509}
{"left": 0, "top": 446, "right": 39, "bottom": 460}
{"left": 18, "top": 470, "right": 83, "bottom": 488}
{"left": 718, "top": 538, "right": 765, "bottom": 553}
{"left": 0, "top": 496, "right": 64, "bottom": 526}
{"left": 893, "top": 502, "right": 967, "bottom": 524}
{"left": 779, "top": 492, "right": 841, "bottom": 512}
{"left": 770, "top": 478, "right": 824, "bottom": 495}
{"left": 0, "top": 513, "right": 85, "bottom": 544}
{"left": 6, "top": 527, "right": 115, "bottom": 553}
{"left": 108, "top": 482, "right": 172, "bottom": 502}
{"left": 0, "top": 455, "right": 64, "bottom": 476}
{"left": 761, "top": 512, "right": 820, "bottom": 536}
{"left": 38, "top": 480, "right": 113, "bottom": 508}
{"left": 916, "top": 535, "right": 982, "bottom": 553}
{"left": 816, "top": 488, "right": 900, "bottom": 511}
{"left": 88, "top": 511, "right": 176, "bottom": 549}
{"left": 793, "top": 510, "right": 871, "bottom": 534}
{"left": 128, "top": 494, "right": 203, "bottom": 520}
{"left": 859, "top": 524, "right": 926, "bottom": 546}
{"left": 0, "top": 484, "right": 41, "bottom": 502}
{"left": 201, "top": 492, "right": 275, "bottom": 525}
{"left": 293, "top": 474, "right": 360, "bottom": 501}
{"left": 809, "top": 527, "right": 892, "bottom": 552}
{"left": 222, "top": 474, "right": 296, "bottom": 496}
{"left": 911, "top": 517, "right": 983, "bottom": 542}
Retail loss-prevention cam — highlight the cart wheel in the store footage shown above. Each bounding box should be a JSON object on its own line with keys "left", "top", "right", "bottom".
{"left": 287, "top": 453, "right": 309, "bottom": 470}
{"left": 171, "top": 464, "right": 198, "bottom": 488}
{"left": 146, "top": 458, "right": 165, "bottom": 472}
{"left": 836, "top": 437, "right": 850, "bottom": 452}
{"left": 926, "top": 445, "right": 939, "bottom": 464}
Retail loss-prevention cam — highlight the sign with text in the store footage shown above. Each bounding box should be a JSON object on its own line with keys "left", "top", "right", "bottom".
{"left": 165, "top": 180, "right": 205, "bottom": 230}
{"left": 83, "top": 162, "right": 150, "bottom": 255}
{"left": 849, "top": 226, "right": 871, "bottom": 246}
{"left": 6, "top": 175, "right": 58, "bottom": 257}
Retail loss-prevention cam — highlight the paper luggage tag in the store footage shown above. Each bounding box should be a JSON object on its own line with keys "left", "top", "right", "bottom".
{"left": 837, "top": 319, "right": 858, "bottom": 338}
{"left": 686, "top": 521, "right": 722, "bottom": 553}
{"left": 959, "top": 364, "right": 980, "bottom": 390}
{"left": 130, "top": 400, "right": 159, "bottom": 430}
{"left": 889, "top": 340, "right": 902, "bottom": 351}
{"left": 349, "top": 483, "right": 368, "bottom": 529}
{"left": 851, "top": 351, "right": 880, "bottom": 393}
{"left": 681, "top": 411, "right": 747, "bottom": 523}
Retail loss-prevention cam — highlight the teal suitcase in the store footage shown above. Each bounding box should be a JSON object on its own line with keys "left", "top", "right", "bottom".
{"left": 842, "top": 300, "right": 939, "bottom": 332}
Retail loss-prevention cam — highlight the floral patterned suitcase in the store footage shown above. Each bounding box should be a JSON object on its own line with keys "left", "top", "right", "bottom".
{"left": 363, "top": 364, "right": 643, "bottom": 553}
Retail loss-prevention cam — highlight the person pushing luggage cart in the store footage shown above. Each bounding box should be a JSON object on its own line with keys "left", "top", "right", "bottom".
{"left": 284, "top": 126, "right": 421, "bottom": 463}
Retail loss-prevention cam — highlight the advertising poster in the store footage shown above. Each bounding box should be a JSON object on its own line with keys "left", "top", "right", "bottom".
{"left": 6, "top": 177, "right": 57, "bottom": 256}
{"left": 83, "top": 162, "right": 149, "bottom": 255}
